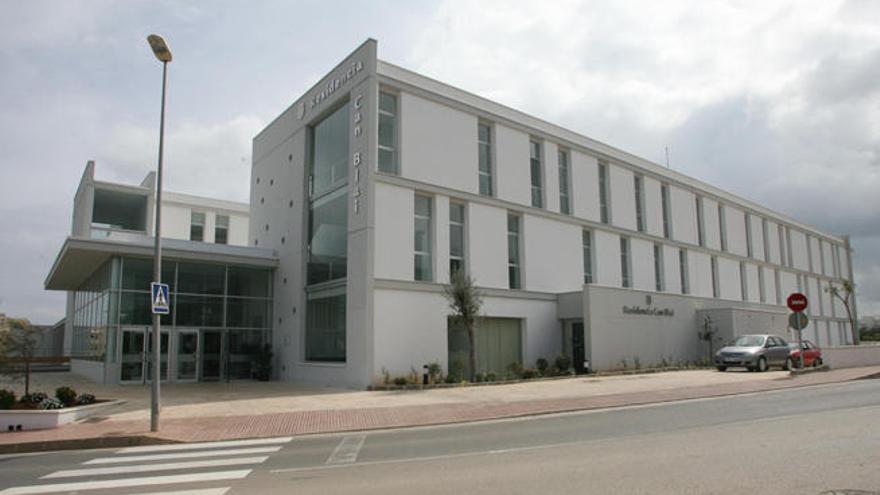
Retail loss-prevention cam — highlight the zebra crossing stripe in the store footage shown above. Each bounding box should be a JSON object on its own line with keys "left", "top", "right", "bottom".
{"left": 325, "top": 435, "right": 366, "bottom": 465}
{"left": 43, "top": 456, "right": 268, "bottom": 479}
{"left": 84, "top": 446, "right": 282, "bottom": 465}
{"left": 0, "top": 470, "right": 251, "bottom": 495}
{"left": 125, "top": 490, "right": 230, "bottom": 495}
{"left": 117, "top": 437, "right": 292, "bottom": 454}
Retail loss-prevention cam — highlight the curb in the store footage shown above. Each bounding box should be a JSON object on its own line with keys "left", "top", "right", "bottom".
{"left": 0, "top": 435, "right": 178, "bottom": 455}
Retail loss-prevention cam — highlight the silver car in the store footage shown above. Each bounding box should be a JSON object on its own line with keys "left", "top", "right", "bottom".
{"left": 714, "top": 334, "right": 793, "bottom": 372}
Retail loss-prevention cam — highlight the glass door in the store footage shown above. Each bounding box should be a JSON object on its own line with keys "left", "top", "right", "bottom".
{"left": 176, "top": 330, "right": 199, "bottom": 382}
{"left": 145, "top": 331, "right": 170, "bottom": 382}
{"left": 572, "top": 322, "right": 586, "bottom": 374}
{"left": 201, "top": 330, "right": 224, "bottom": 381}
{"left": 120, "top": 327, "right": 146, "bottom": 383}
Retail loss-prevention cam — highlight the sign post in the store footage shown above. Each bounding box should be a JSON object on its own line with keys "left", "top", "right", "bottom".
{"left": 787, "top": 293, "right": 809, "bottom": 369}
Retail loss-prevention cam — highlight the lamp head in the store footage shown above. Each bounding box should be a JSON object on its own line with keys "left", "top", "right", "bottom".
{"left": 147, "top": 34, "right": 172, "bottom": 63}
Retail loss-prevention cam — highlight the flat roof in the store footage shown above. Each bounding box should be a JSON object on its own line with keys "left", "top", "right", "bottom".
{"left": 45, "top": 236, "right": 278, "bottom": 291}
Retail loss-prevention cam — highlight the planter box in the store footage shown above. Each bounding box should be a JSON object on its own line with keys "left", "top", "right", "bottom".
{"left": 0, "top": 400, "right": 125, "bottom": 432}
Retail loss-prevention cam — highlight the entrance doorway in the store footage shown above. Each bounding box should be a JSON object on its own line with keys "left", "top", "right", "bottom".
{"left": 201, "top": 330, "right": 224, "bottom": 381}
{"left": 176, "top": 330, "right": 198, "bottom": 382}
{"left": 572, "top": 322, "right": 586, "bottom": 374}
{"left": 119, "top": 327, "right": 170, "bottom": 384}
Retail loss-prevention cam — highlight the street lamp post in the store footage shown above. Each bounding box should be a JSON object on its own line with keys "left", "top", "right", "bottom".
{"left": 147, "top": 34, "right": 172, "bottom": 433}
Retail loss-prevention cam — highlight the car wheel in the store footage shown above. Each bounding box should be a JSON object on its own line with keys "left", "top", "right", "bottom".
{"left": 757, "top": 357, "right": 768, "bottom": 372}
{"left": 784, "top": 357, "right": 793, "bottom": 371}
{"left": 716, "top": 366, "right": 727, "bottom": 372}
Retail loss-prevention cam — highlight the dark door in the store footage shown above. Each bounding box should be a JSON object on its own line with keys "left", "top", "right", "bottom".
{"left": 201, "top": 330, "right": 224, "bottom": 381}
{"left": 572, "top": 322, "right": 586, "bottom": 374}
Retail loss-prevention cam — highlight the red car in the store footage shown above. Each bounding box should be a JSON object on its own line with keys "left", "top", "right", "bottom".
{"left": 788, "top": 340, "right": 823, "bottom": 368}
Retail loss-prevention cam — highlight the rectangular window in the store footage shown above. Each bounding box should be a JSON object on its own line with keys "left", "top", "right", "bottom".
{"left": 778, "top": 224, "right": 787, "bottom": 267}
{"left": 478, "top": 123, "right": 493, "bottom": 196}
{"left": 718, "top": 205, "right": 727, "bottom": 251}
{"left": 785, "top": 227, "right": 794, "bottom": 268}
{"left": 762, "top": 218, "right": 770, "bottom": 262}
{"left": 530, "top": 140, "right": 543, "bottom": 208}
{"left": 806, "top": 235, "right": 814, "bottom": 272}
{"left": 308, "top": 102, "right": 349, "bottom": 285}
{"left": 598, "top": 161, "right": 610, "bottom": 224}
{"left": 449, "top": 202, "right": 466, "bottom": 279}
{"left": 582, "top": 230, "right": 593, "bottom": 284}
{"left": 758, "top": 266, "right": 766, "bottom": 303}
{"left": 819, "top": 241, "right": 826, "bottom": 275}
{"left": 620, "top": 237, "right": 631, "bottom": 288}
{"left": 507, "top": 214, "right": 521, "bottom": 289}
{"left": 774, "top": 269, "right": 782, "bottom": 305}
{"left": 740, "top": 262, "right": 748, "bottom": 301}
{"left": 190, "top": 211, "right": 205, "bottom": 242}
{"left": 654, "top": 243, "right": 664, "bottom": 292}
{"left": 558, "top": 149, "right": 571, "bottom": 215}
{"left": 679, "top": 249, "right": 690, "bottom": 295}
{"left": 305, "top": 293, "right": 346, "bottom": 362}
{"left": 378, "top": 92, "right": 398, "bottom": 174}
{"left": 745, "top": 213, "right": 753, "bottom": 258}
{"left": 414, "top": 195, "right": 433, "bottom": 281}
{"left": 661, "top": 183, "right": 672, "bottom": 239}
{"left": 214, "top": 215, "right": 229, "bottom": 245}
{"left": 696, "top": 196, "right": 705, "bottom": 247}
{"left": 634, "top": 175, "right": 645, "bottom": 232}
{"left": 711, "top": 256, "right": 719, "bottom": 298}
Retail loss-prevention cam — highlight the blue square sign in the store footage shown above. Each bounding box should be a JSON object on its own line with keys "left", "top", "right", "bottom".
{"left": 151, "top": 282, "right": 170, "bottom": 315}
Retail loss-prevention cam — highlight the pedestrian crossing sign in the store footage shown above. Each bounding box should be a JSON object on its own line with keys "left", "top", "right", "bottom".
{"left": 151, "top": 282, "right": 170, "bottom": 315}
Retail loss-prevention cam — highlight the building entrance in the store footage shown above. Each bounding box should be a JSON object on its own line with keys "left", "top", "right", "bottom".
{"left": 572, "top": 322, "right": 587, "bottom": 374}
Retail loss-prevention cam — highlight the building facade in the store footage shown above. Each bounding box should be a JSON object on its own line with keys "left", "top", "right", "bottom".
{"left": 46, "top": 162, "right": 277, "bottom": 384}
{"left": 252, "top": 40, "right": 857, "bottom": 388}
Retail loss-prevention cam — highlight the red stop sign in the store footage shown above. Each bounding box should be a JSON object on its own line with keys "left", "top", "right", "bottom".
{"left": 787, "top": 292, "right": 808, "bottom": 312}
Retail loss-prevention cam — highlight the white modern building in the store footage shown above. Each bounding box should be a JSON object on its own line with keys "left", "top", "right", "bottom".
{"left": 46, "top": 161, "right": 277, "bottom": 384}
{"left": 46, "top": 39, "right": 858, "bottom": 388}
{"left": 251, "top": 39, "right": 857, "bottom": 388}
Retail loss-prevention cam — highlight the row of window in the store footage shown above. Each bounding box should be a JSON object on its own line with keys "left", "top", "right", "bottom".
{"left": 190, "top": 211, "right": 230, "bottom": 244}
{"left": 410, "top": 193, "right": 845, "bottom": 312}
{"left": 376, "top": 91, "right": 845, "bottom": 280}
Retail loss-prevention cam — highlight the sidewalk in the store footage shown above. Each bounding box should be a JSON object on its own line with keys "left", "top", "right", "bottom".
{"left": 1, "top": 366, "right": 877, "bottom": 453}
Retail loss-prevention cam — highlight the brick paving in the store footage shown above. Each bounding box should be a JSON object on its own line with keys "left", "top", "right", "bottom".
{"left": 1, "top": 366, "right": 876, "bottom": 452}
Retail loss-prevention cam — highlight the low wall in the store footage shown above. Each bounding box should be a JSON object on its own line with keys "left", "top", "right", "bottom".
{"left": 823, "top": 344, "right": 880, "bottom": 369}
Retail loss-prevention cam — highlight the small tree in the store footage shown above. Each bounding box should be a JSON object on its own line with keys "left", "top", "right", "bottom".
{"left": 697, "top": 315, "right": 717, "bottom": 365}
{"left": 444, "top": 270, "right": 483, "bottom": 381}
{"left": 826, "top": 280, "right": 858, "bottom": 345}
{"left": 0, "top": 314, "right": 40, "bottom": 396}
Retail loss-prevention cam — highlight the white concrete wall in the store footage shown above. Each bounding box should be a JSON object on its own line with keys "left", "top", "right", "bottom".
{"left": 670, "top": 185, "right": 697, "bottom": 245}
{"left": 399, "top": 92, "right": 478, "bottom": 195}
{"left": 630, "top": 239, "right": 655, "bottom": 291}
{"left": 522, "top": 214, "right": 582, "bottom": 292}
{"left": 662, "top": 245, "right": 681, "bottom": 294}
{"left": 823, "top": 344, "right": 880, "bottom": 369}
{"left": 690, "top": 252, "right": 713, "bottom": 298}
{"left": 703, "top": 198, "right": 721, "bottom": 251}
{"left": 159, "top": 203, "right": 191, "bottom": 240}
{"left": 821, "top": 240, "right": 834, "bottom": 276}
{"left": 723, "top": 205, "right": 747, "bottom": 257}
{"left": 570, "top": 150, "right": 599, "bottom": 222}
{"left": 762, "top": 266, "right": 777, "bottom": 305}
{"left": 609, "top": 166, "right": 636, "bottom": 231}
{"left": 745, "top": 263, "right": 760, "bottom": 303}
{"left": 468, "top": 203, "right": 509, "bottom": 289}
{"left": 374, "top": 182, "right": 414, "bottom": 281}
{"left": 717, "top": 257, "right": 741, "bottom": 300}
{"left": 809, "top": 236, "right": 821, "bottom": 274}
{"left": 372, "top": 288, "right": 449, "bottom": 378}
{"left": 481, "top": 296, "right": 560, "bottom": 367}
{"left": 594, "top": 231, "right": 621, "bottom": 287}
{"left": 494, "top": 123, "right": 531, "bottom": 206}
{"left": 790, "top": 229, "right": 809, "bottom": 271}
{"left": 585, "top": 286, "right": 703, "bottom": 370}
{"left": 765, "top": 220, "right": 781, "bottom": 265}
{"left": 749, "top": 215, "right": 764, "bottom": 261}
{"left": 643, "top": 176, "right": 664, "bottom": 238}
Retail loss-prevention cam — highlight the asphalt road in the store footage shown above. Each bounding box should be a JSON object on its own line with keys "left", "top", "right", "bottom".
{"left": 1, "top": 379, "right": 878, "bottom": 495}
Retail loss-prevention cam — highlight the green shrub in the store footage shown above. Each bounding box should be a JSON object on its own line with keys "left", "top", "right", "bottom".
{"left": 444, "top": 374, "right": 456, "bottom": 384}
{"left": 0, "top": 390, "right": 15, "bottom": 410}
{"left": 535, "top": 358, "right": 549, "bottom": 375}
{"left": 55, "top": 386, "right": 77, "bottom": 406}
{"left": 393, "top": 376, "right": 408, "bottom": 386}
{"left": 75, "top": 394, "right": 96, "bottom": 406}
{"left": 507, "top": 361, "right": 524, "bottom": 379}
{"left": 474, "top": 372, "right": 485, "bottom": 383}
{"left": 39, "top": 398, "right": 64, "bottom": 410}
{"left": 553, "top": 354, "right": 572, "bottom": 375}
{"left": 20, "top": 392, "right": 47, "bottom": 405}
{"left": 484, "top": 371, "right": 497, "bottom": 382}
{"left": 427, "top": 362, "right": 443, "bottom": 383}
{"left": 521, "top": 368, "right": 539, "bottom": 379}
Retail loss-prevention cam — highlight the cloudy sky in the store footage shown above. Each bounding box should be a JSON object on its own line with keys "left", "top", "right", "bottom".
{"left": 1, "top": 0, "right": 878, "bottom": 324}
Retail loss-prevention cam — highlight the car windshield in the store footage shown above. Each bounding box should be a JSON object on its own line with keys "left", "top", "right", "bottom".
{"left": 731, "top": 336, "right": 765, "bottom": 347}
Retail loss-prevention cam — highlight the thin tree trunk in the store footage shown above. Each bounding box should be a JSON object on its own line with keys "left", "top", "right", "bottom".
{"left": 843, "top": 301, "right": 857, "bottom": 345}
{"left": 25, "top": 360, "right": 31, "bottom": 396}
{"left": 467, "top": 324, "right": 476, "bottom": 381}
